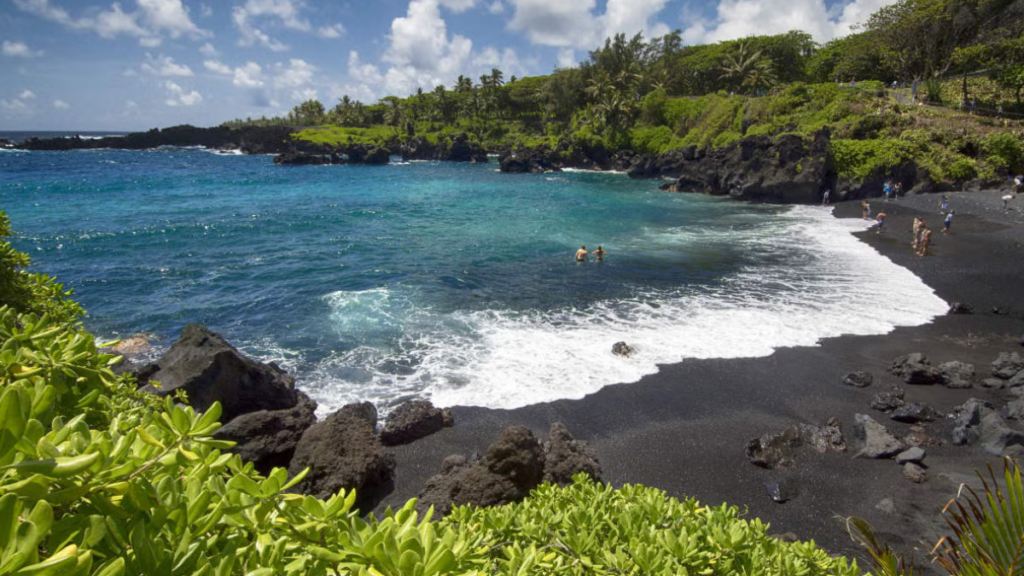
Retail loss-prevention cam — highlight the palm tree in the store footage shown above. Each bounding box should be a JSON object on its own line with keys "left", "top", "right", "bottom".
{"left": 455, "top": 75, "right": 473, "bottom": 93}
{"left": 381, "top": 97, "right": 404, "bottom": 135}
{"left": 719, "top": 42, "right": 777, "bottom": 94}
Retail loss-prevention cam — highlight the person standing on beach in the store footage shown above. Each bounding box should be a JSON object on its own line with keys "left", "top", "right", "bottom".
{"left": 912, "top": 216, "right": 924, "bottom": 249}
{"left": 861, "top": 200, "right": 870, "bottom": 219}
{"left": 942, "top": 210, "right": 954, "bottom": 234}
{"left": 894, "top": 182, "right": 902, "bottom": 199}
{"left": 591, "top": 245, "right": 607, "bottom": 262}
{"left": 575, "top": 245, "right": 589, "bottom": 262}
{"left": 917, "top": 226, "right": 932, "bottom": 256}
{"left": 883, "top": 181, "right": 891, "bottom": 201}
{"left": 822, "top": 188, "right": 831, "bottom": 206}
{"left": 940, "top": 195, "right": 949, "bottom": 214}
{"left": 875, "top": 212, "right": 887, "bottom": 234}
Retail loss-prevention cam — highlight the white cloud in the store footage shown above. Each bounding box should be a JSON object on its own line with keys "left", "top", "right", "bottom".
{"left": 232, "top": 0, "right": 343, "bottom": 49}
{"left": 136, "top": 0, "right": 207, "bottom": 39}
{"left": 53, "top": 99, "right": 70, "bottom": 109}
{"left": 506, "top": 0, "right": 669, "bottom": 48}
{"left": 292, "top": 87, "right": 318, "bottom": 101}
{"left": 200, "top": 3, "right": 213, "bottom": 17}
{"left": 199, "top": 42, "right": 218, "bottom": 56}
{"left": 163, "top": 80, "right": 202, "bottom": 106}
{"left": 203, "top": 59, "right": 233, "bottom": 75}
{"left": 438, "top": 0, "right": 477, "bottom": 12}
{"left": 234, "top": 61, "right": 265, "bottom": 87}
{"left": 273, "top": 58, "right": 315, "bottom": 88}
{"left": 488, "top": 1, "right": 504, "bottom": 14}
{"left": 382, "top": 0, "right": 474, "bottom": 94}
{"left": 141, "top": 54, "right": 194, "bottom": 77}
{"left": 18, "top": 89, "right": 36, "bottom": 99}
{"left": 2, "top": 40, "right": 43, "bottom": 57}
{"left": 0, "top": 98, "right": 30, "bottom": 113}
{"left": 682, "top": 0, "right": 897, "bottom": 44}
{"left": 13, "top": 0, "right": 207, "bottom": 46}
{"left": 317, "top": 23, "right": 344, "bottom": 38}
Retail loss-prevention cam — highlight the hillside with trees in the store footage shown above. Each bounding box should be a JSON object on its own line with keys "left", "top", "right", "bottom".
{"left": 221, "top": 0, "right": 1024, "bottom": 194}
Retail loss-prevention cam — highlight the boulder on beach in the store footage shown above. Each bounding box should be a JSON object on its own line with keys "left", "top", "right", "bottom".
{"left": 611, "top": 342, "right": 635, "bottom": 357}
{"left": 213, "top": 391, "right": 318, "bottom": 474}
{"left": 853, "top": 414, "right": 906, "bottom": 459}
{"left": 287, "top": 402, "right": 396, "bottom": 512}
{"left": 870, "top": 386, "right": 906, "bottom": 412}
{"left": 992, "top": 352, "right": 1024, "bottom": 379}
{"left": 903, "top": 462, "right": 928, "bottom": 483}
{"left": 895, "top": 447, "right": 926, "bottom": 465}
{"left": 842, "top": 371, "right": 873, "bottom": 388}
{"left": 139, "top": 323, "right": 299, "bottom": 423}
{"left": 745, "top": 419, "right": 845, "bottom": 469}
{"left": 952, "top": 398, "right": 1024, "bottom": 456}
{"left": 379, "top": 400, "right": 448, "bottom": 446}
{"left": 938, "top": 361, "right": 975, "bottom": 389}
{"left": 543, "top": 423, "right": 602, "bottom": 485}
{"left": 890, "top": 353, "right": 942, "bottom": 385}
{"left": 890, "top": 402, "right": 939, "bottom": 424}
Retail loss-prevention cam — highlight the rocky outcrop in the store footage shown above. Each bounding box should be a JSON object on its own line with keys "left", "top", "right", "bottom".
{"left": 611, "top": 342, "right": 635, "bottom": 357}
{"left": 416, "top": 424, "right": 600, "bottom": 516}
{"left": 542, "top": 423, "right": 602, "bottom": 485}
{"left": 18, "top": 125, "right": 295, "bottom": 154}
{"left": 890, "top": 402, "right": 939, "bottom": 424}
{"left": 288, "top": 402, "right": 395, "bottom": 512}
{"left": 138, "top": 323, "right": 299, "bottom": 423}
{"left": 939, "top": 361, "right": 975, "bottom": 389}
{"left": 871, "top": 386, "right": 906, "bottom": 412}
{"left": 273, "top": 143, "right": 391, "bottom": 165}
{"left": 499, "top": 146, "right": 561, "bottom": 173}
{"left": 652, "top": 129, "right": 836, "bottom": 203}
{"left": 400, "top": 133, "right": 488, "bottom": 163}
{"left": 379, "top": 400, "right": 450, "bottom": 446}
{"left": 213, "top": 391, "right": 318, "bottom": 474}
{"left": 992, "top": 352, "right": 1024, "bottom": 380}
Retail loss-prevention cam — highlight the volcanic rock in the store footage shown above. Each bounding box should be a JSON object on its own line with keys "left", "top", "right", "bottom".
{"left": 379, "top": 400, "right": 446, "bottom": 446}
{"left": 842, "top": 371, "right": 874, "bottom": 388}
{"left": 992, "top": 352, "right": 1024, "bottom": 379}
{"left": 213, "top": 391, "right": 318, "bottom": 474}
{"left": 853, "top": 414, "right": 906, "bottom": 458}
{"left": 938, "top": 361, "right": 975, "bottom": 389}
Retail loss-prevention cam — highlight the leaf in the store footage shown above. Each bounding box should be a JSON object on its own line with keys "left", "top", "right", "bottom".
{"left": 2, "top": 452, "right": 101, "bottom": 479}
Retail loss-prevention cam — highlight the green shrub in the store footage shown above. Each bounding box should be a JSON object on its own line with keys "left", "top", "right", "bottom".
{"left": 0, "top": 211, "right": 83, "bottom": 327}
{"left": 947, "top": 158, "right": 978, "bottom": 181}
{"left": 983, "top": 132, "right": 1024, "bottom": 172}
{"left": 630, "top": 126, "right": 683, "bottom": 155}
{"left": 832, "top": 138, "right": 917, "bottom": 180}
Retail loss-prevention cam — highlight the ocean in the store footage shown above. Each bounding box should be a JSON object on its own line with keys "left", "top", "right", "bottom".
{"left": 0, "top": 145, "right": 949, "bottom": 415}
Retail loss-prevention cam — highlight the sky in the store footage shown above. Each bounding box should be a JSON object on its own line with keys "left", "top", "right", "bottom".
{"left": 1, "top": 0, "right": 897, "bottom": 131}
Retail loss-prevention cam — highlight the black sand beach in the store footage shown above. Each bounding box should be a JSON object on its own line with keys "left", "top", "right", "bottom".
{"left": 377, "top": 189, "right": 1024, "bottom": 568}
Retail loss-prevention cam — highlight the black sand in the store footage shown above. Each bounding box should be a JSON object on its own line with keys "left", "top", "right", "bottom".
{"left": 377, "top": 190, "right": 1024, "bottom": 568}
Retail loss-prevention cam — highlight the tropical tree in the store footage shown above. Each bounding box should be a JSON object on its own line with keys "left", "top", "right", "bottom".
{"left": 719, "top": 43, "right": 778, "bottom": 94}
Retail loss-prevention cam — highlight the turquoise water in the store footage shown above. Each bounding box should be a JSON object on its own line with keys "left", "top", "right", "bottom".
{"left": 0, "top": 147, "right": 948, "bottom": 413}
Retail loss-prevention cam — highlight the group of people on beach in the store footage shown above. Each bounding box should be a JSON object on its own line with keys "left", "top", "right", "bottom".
{"left": 911, "top": 216, "right": 933, "bottom": 256}
{"left": 575, "top": 244, "right": 607, "bottom": 262}
{"left": 882, "top": 180, "right": 902, "bottom": 200}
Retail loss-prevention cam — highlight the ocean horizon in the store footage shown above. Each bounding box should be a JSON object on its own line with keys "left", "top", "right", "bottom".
{"left": 0, "top": 146, "right": 949, "bottom": 415}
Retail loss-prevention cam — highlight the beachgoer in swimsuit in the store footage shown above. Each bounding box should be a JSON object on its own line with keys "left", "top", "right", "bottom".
{"left": 917, "top": 226, "right": 932, "bottom": 256}
{"left": 575, "top": 245, "right": 589, "bottom": 262}
{"left": 591, "top": 245, "right": 607, "bottom": 262}
{"left": 912, "top": 216, "right": 923, "bottom": 249}
{"left": 894, "top": 182, "right": 902, "bottom": 199}
{"left": 861, "top": 200, "right": 869, "bottom": 220}
{"left": 942, "top": 210, "right": 953, "bottom": 234}
{"left": 876, "top": 212, "right": 886, "bottom": 234}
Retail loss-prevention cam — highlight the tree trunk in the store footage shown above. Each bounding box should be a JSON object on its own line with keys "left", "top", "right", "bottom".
{"left": 962, "top": 71, "right": 968, "bottom": 105}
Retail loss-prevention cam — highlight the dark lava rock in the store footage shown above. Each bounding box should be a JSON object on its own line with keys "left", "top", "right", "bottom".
{"left": 417, "top": 425, "right": 544, "bottom": 516}
{"left": 842, "top": 371, "right": 874, "bottom": 388}
{"left": 379, "top": 400, "right": 445, "bottom": 446}
{"left": 287, "top": 402, "right": 395, "bottom": 512}
{"left": 952, "top": 398, "right": 1024, "bottom": 455}
{"left": 766, "top": 477, "right": 798, "bottom": 503}
{"left": 1007, "top": 369, "right": 1024, "bottom": 388}
{"left": 1006, "top": 398, "right": 1024, "bottom": 420}
{"left": 542, "top": 422, "right": 602, "bottom": 485}
{"left": 499, "top": 146, "right": 560, "bottom": 173}
{"left": 890, "top": 402, "right": 939, "bottom": 424}
{"left": 853, "top": 413, "right": 906, "bottom": 458}
{"left": 982, "top": 378, "right": 1009, "bottom": 389}
{"left": 213, "top": 391, "right": 317, "bottom": 474}
{"left": 139, "top": 323, "right": 298, "bottom": 423}
{"left": 611, "top": 342, "right": 635, "bottom": 357}
{"left": 992, "top": 352, "right": 1024, "bottom": 379}
{"left": 870, "top": 386, "right": 906, "bottom": 412}
{"left": 903, "top": 462, "right": 928, "bottom": 483}
{"left": 274, "top": 151, "right": 334, "bottom": 165}
{"left": 890, "top": 353, "right": 942, "bottom": 385}
{"left": 745, "top": 420, "right": 845, "bottom": 469}
{"left": 895, "top": 447, "right": 926, "bottom": 465}
{"left": 938, "top": 361, "right": 975, "bottom": 389}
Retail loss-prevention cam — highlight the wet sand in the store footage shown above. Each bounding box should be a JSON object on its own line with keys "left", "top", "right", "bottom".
{"left": 378, "top": 190, "right": 1024, "bottom": 568}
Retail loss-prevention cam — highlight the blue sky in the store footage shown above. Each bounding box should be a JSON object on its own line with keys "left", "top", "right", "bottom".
{"left": 1, "top": 0, "right": 896, "bottom": 131}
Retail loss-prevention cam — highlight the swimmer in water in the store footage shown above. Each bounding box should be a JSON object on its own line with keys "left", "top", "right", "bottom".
{"left": 592, "top": 245, "right": 607, "bottom": 262}
{"left": 575, "top": 244, "right": 589, "bottom": 262}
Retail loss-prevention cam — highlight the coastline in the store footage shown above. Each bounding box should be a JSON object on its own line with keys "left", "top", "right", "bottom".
{"left": 376, "top": 189, "right": 1024, "bottom": 565}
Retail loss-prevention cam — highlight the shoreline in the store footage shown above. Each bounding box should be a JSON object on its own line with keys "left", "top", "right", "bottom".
{"left": 376, "top": 189, "right": 1024, "bottom": 566}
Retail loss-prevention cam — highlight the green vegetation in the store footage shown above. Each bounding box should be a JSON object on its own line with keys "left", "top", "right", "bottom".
{"left": 0, "top": 210, "right": 865, "bottom": 574}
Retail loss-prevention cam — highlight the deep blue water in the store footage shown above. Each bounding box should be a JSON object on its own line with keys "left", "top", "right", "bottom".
{"left": 0, "top": 147, "right": 947, "bottom": 413}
